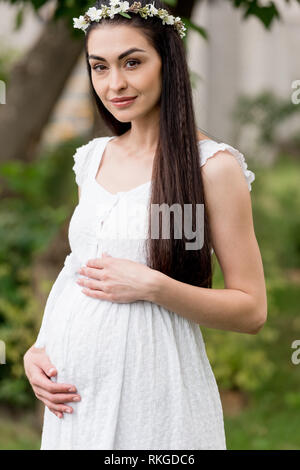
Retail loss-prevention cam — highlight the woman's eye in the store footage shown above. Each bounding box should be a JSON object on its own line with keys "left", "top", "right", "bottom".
{"left": 93, "top": 65, "right": 104, "bottom": 72}
{"left": 126, "top": 60, "right": 140, "bottom": 69}
{"left": 92, "top": 64, "right": 106, "bottom": 72}
{"left": 92, "top": 60, "right": 140, "bottom": 73}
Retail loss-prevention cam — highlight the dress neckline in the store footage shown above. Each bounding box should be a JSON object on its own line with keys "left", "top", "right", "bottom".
{"left": 91, "top": 136, "right": 213, "bottom": 197}
{"left": 92, "top": 136, "right": 152, "bottom": 197}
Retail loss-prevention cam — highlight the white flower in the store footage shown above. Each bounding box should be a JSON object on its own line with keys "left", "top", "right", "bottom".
{"left": 86, "top": 7, "right": 97, "bottom": 18}
{"left": 165, "top": 15, "right": 175, "bottom": 25}
{"left": 157, "top": 8, "right": 168, "bottom": 18}
{"left": 73, "top": 2, "right": 186, "bottom": 40}
{"left": 112, "top": 1, "right": 129, "bottom": 14}
{"left": 119, "top": 1, "right": 130, "bottom": 12}
{"left": 73, "top": 16, "right": 89, "bottom": 31}
{"left": 108, "top": 5, "right": 117, "bottom": 18}
{"left": 148, "top": 2, "right": 158, "bottom": 16}
{"left": 110, "top": 0, "right": 121, "bottom": 6}
{"left": 86, "top": 7, "right": 103, "bottom": 21}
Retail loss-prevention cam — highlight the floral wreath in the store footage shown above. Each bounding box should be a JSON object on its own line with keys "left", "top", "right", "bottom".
{"left": 73, "top": 1, "right": 187, "bottom": 39}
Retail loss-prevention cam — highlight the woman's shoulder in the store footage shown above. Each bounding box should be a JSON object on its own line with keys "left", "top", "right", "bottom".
{"left": 196, "top": 130, "right": 211, "bottom": 142}
{"left": 197, "top": 134, "right": 255, "bottom": 192}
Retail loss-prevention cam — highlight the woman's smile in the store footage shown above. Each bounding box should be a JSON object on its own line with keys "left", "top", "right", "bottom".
{"left": 110, "top": 96, "right": 138, "bottom": 108}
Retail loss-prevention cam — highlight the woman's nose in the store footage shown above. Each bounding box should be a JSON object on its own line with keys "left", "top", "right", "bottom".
{"left": 109, "top": 68, "right": 127, "bottom": 89}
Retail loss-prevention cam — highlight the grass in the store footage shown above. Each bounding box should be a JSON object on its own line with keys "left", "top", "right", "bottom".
{"left": 0, "top": 407, "right": 41, "bottom": 450}
{"left": 225, "top": 404, "right": 300, "bottom": 450}
{"left": 224, "top": 279, "right": 300, "bottom": 450}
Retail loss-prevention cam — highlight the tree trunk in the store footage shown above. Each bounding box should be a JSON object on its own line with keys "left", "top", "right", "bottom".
{"left": 0, "top": 17, "right": 84, "bottom": 163}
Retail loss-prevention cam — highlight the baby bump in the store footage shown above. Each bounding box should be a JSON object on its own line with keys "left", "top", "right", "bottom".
{"left": 44, "top": 283, "right": 134, "bottom": 389}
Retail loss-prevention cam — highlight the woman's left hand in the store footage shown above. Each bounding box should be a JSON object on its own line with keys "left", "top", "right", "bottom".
{"left": 76, "top": 252, "right": 158, "bottom": 303}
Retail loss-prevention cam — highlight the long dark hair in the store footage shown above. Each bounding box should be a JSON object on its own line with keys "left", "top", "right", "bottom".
{"left": 84, "top": 0, "right": 213, "bottom": 288}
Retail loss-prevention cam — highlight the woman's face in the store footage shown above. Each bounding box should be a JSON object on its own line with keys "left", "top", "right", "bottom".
{"left": 87, "top": 24, "right": 162, "bottom": 122}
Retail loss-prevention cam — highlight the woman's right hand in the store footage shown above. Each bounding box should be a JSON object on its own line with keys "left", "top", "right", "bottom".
{"left": 23, "top": 345, "right": 81, "bottom": 419}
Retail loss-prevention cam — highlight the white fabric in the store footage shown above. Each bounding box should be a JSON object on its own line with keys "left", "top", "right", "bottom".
{"left": 198, "top": 139, "right": 255, "bottom": 192}
{"left": 35, "top": 136, "right": 254, "bottom": 450}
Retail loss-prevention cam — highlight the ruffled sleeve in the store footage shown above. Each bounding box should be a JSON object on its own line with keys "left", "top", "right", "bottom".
{"left": 72, "top": 138, "right": 100, "bottom": 187}
{"left": 198, "top": 140, "right": 255, "bottom": 192}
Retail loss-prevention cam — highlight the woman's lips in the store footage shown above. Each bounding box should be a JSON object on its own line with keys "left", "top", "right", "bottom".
{"left": 111, "top": 97, "right": 137, "bottom": 108}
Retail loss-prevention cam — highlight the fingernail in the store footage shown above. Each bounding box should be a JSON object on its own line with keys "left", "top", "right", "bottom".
{"left": 73, "top": 396, "right": 81, "bottom": 402}
{"left": 48, "top": 368, "right": 56, "bottom": 375}
{"left": 65, "top": 408, "right": 72, "bottom": 413}
{"left": 68, "top": 387, "right": 76, "bottom": 392}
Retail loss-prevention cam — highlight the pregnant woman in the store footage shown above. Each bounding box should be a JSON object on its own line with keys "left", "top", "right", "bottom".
{"left": 23, "top": 0, "right": 267, "bottom": 450}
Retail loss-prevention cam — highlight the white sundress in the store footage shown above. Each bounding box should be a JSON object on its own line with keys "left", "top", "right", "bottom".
{"left": 34, "top": 135, "right": 255, "bottom": 450}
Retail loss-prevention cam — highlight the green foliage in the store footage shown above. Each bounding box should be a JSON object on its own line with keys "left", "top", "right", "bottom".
{"left": 0, "top": 408, "right": 41, "bottom": 449}
{"left": 4, "top": 0, "right": 295, "bottom": 38}
{"left": 0, "top": 46, "right": 19, "bottom": 84}
{"left": 181, "top": 16, "right": 208, "bottom": 40}
{"left": 231, "top": 90, "right": 300, "bottom": 147}
{"left": 231, "top": 0, "right": 279, "bottom": 28}
{"left": 202, "top": 266, "right": 277, "bottom": 392}
{"left": 0, "top": 137, "right": 86, "bottom": 407}
{"left": 250, "top": 156, "right": 300, "bottom": 274}
{"left": 230, "top": 0, "right": 300, "bottom": 28}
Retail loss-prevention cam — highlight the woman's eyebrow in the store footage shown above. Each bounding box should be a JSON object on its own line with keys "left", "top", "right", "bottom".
{"left": 88, "top": 48, "right": 147, "bottom": 62}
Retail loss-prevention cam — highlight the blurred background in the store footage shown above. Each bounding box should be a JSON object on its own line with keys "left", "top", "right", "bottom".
{"left": 0, "top": 0, "right": 299, "bottom": 450}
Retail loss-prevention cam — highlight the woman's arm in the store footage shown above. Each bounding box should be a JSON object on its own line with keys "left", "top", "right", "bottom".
{"left": 146, "top": 150, "right": 267, "bottom": 335}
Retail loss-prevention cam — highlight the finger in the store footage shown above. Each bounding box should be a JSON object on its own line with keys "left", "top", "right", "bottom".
{"left": 78, "top": 277, "right": 104, "bottom": 291}
{"left": 81, "top": 286, "right": 112, "bottom": 300}
{"left": 31, "top": 371, "right": 77, "bottom": 394}
{"left": 30, "top": 349, "right": 58, "bottom": 379}
{"left": 86, "top": 257, "right": 105, "bottom": 269}
{"left": 33, "top": 385, "right": 81, "bottom": 404}
{"left": 50, "top": 409, "right": 63, "bottom": 419}
{"left": 79, "top": 266, "right": 104, "bottom": 281}
{"left": 41, "top": 397, "right": 74, "bottom": 414}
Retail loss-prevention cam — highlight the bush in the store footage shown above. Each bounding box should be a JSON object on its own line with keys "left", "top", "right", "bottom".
{"left": 0, "top": 137, "right": 85, "bottom": 407}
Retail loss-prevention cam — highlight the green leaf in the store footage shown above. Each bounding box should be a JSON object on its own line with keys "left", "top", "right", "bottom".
{"left": 244, "top": 1, "right": 280, "bottom": 29}
{"left": 119, "top": 12, "right": 132, "bottom": 19}
{"left": 14, "top": 6, "right": 24, "bottom": 31}
{"left": 162, "top": 0, "right": 178, "bottom": 6}
{"left": 182, "top": 16, "right": 208, "bottom": 40}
